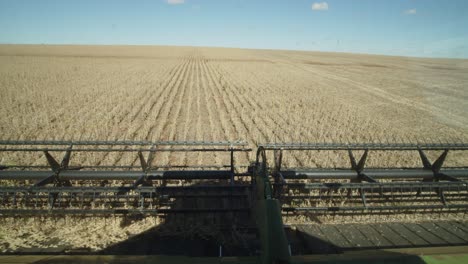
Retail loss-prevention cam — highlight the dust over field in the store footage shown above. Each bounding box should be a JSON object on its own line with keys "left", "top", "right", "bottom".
{"left": 1, "top": 45, "right": 468, "bottom": 252}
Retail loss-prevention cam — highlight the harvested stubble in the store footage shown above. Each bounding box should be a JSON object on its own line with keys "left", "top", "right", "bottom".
{"left": 1, "top": 44, "right": 468, "bottom": 252}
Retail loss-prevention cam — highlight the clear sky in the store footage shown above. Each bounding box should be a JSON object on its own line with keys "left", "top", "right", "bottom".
{"left": 1, "top": 0, "right": 467, "bottom": 58}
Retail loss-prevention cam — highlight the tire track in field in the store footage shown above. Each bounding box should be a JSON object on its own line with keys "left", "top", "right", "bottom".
{"left": 249, "top": 63, "right": 436, "bottom": 166}
{"left": 248, "top": 62, "right": 467, "bottom": 165}
{"left": 281, "top": 59, "right": 468, "bottom": 130}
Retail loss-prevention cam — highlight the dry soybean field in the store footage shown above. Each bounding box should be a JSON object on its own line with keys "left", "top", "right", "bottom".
{"left": 1, "top": 45, "right": 468, "bottom": 253}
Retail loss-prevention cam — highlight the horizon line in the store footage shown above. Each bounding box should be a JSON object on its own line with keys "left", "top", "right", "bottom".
{"left": 0, "top": 42, "right": 467, "bottom": 60}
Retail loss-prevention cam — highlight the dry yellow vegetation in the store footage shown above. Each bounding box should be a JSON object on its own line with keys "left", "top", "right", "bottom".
{"left": 1, "top": 45, "right": 467, "bottom": 168}
{"left": 0, "top": 45, "right": 467, "bottom": 155}
{"left": 1, "top": 45, "right": 468, "bottom": 252}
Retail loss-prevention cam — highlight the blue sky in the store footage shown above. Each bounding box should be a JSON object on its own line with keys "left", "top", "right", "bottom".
{"left": 1, "top": 0, "right": 467, "bottom": 58}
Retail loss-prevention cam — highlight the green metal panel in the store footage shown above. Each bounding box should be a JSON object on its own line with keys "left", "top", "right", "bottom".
{"left": 255, "top": 199, "right": 291, "bottom": 264}
{"left": 422, "top": 254, "right": 468, "bottom": 264}
{"left": 253, "top": 157, "right": 291, "bottom": 264}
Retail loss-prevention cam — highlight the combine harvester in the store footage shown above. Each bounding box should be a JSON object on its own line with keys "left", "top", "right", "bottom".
{"left": 1, "top": 140, "right": 468, "bottom": 263}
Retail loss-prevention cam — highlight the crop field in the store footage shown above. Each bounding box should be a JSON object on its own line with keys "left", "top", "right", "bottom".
{"left": 1, "top": 45, "right": 468, "bottom": 253}
{"left": 1, "top": 45, "right": 468, "bottom": 167}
